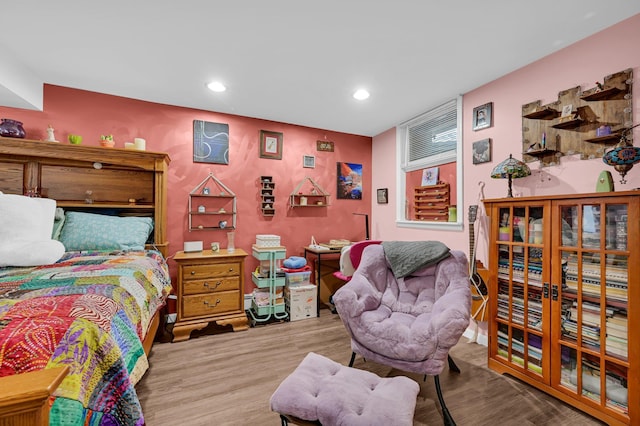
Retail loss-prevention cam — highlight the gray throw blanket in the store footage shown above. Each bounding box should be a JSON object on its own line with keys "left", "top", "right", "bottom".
{"left": 382, "top": 241, "right": 451, "bottom": 278}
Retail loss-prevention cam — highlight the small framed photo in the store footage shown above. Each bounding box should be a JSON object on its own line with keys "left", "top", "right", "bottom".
{"left": 561, "top": 104, "right": 573, "bottom": 117}
{"left": 472, "top": 102, "right": 493, "bottom": 131}
{"left": 303, "top": 155, "right": 315, "bottom": 168}
{"left": 259, "top": 130, "right": 283, "bottom": 160}
{"left": 377, "top": 188, "right": 388, "bottom": 204}
{"left": 472, "top": 138, "right": 491, "bottom": 164}
{"left": 202, "top": 187, "right": 210, "bottom": 195}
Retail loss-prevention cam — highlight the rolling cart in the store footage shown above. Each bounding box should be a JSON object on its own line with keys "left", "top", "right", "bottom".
{"left": 249, "top": 245, "right": 288, "bottom": 326}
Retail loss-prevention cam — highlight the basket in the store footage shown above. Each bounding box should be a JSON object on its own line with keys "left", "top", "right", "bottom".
{"left": 256, "top": 234, "right": 281, "bottom": 247}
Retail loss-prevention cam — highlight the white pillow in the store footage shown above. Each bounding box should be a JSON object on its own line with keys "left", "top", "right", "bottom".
{"left": 0, "top": 192, "right": 65, "bottom": 267}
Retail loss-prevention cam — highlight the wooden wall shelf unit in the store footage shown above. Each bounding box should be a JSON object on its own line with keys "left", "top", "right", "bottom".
{"left": 484, "top": 191, "right": 639, "bottom": 425}
{"left": 522, "top": 69, "right": 633, "bottom": 166}
{"left": 0, "top": 137, "right": 170, "bottom": 256}
{"left": 260, "top": 176, "right": 275, "bottom": 216}
{"left": 413, "top": 182, "right": 450, "bottom": 221}
{"left": 290, "top": 176, "right": 330, "bottom": 208}
{"left": 188, "top": 172, "right": 237, "bottom": 231}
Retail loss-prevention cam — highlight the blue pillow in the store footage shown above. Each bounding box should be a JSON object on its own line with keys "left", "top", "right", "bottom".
{"left": 283, "top": 256, "right": 307, "bottom": 269}
{"left": 59, "top": 212, "right": 153, "bottom": 251}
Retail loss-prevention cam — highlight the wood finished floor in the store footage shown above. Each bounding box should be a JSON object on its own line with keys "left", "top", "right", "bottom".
{"left": 137, "top": 310, "right": 605, "bottom": 426}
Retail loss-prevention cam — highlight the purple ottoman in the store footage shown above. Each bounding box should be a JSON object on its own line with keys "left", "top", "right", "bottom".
{"left": 270, "top": 352, "right": 420, "bottom": 426}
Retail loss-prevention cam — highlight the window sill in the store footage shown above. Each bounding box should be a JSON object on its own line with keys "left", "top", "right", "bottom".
{"left": 396, "top": 219, "right": 463, "bottom": 231}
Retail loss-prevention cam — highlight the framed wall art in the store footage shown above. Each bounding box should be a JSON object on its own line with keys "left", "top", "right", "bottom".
{"left": 337, "top": 162, "right": 363, "bottom": 200}
{"left": 193, "top": 120, "right": 230, "bottom": 164}
{"left": 303, "top": 155, "right": 315, "bottom": 168}
{"left": 377, "top": 188, "right": 388, "bottom": 204}
{"left": 472, "top": 102, "right": 493, "bottom": 131}
{"left": 259, "top": 130, "right": 283, "bottom": 160}
{"left": 472, "top": 138, "right": 491, "bottom": 164}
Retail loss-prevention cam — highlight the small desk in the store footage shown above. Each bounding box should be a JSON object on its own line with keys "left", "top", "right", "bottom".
{"left": 303, "top": 246, "right": 343, "bottom": 316}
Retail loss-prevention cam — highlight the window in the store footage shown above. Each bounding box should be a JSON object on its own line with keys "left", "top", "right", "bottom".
{"left": 396, "top": 96, "right": 463, "bottom": 229}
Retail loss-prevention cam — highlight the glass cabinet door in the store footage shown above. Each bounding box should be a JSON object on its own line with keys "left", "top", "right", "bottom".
{"left": 494, "top": 203, "right": 548, "bottom": 378}
{"left": 555, "top": 202, "right": 629, "bottom": 417}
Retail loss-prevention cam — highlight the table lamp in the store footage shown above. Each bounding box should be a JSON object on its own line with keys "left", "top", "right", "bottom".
{"left": 602, "top": 124, "right": 640, "bottom": 184}
{"left": 491, "top": 154, "right": 531, "bottom": 197}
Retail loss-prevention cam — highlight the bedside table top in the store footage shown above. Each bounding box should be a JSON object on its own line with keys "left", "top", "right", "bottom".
{"left": 174, "top": 248, "right": 248, "bottom": 261}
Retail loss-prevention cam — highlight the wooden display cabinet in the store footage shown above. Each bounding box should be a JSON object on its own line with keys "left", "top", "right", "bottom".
{"left": 484, "top": 191, "right": 638, "bottom": 425}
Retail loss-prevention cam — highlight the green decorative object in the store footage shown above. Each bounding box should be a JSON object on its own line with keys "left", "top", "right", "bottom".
{"left": 596, "top": 170, "right": 614, "bottom": 192}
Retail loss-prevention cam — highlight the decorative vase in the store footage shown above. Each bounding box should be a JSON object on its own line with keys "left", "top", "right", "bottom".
{"left": 0, "top": 119, "right": 26, "bottom": 138}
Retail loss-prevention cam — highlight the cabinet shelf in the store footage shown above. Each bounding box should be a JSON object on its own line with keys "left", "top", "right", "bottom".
{"left": 583, "top": 133, "right": 622, "bottom": 143}
{"left": 580, "top": 87, "right": 624, "bottom": 101}
{"left": 551, "top": 117, "right": 584, "bottom": 130}
{"left": 523, "top": 108, "right": 560, "bottom": 120}
{"left": 522, "top": 148, "right": 558, "bottom": 157}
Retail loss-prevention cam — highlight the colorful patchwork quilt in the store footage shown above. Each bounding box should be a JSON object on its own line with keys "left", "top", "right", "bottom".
{"left": 0, "top": 250, "right": 172, "bottom": 425}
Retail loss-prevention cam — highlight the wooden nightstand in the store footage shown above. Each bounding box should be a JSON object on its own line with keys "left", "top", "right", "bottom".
{"left": 172, "top": 248, "right": 248, "bottom": 342}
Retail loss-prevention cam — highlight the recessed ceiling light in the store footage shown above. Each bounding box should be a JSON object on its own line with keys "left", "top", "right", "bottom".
{"left": 207, "top": 81, "right": 227, "bottom": 92}
{"left": 353, "top": 89, "right": 370, "bottom": 100}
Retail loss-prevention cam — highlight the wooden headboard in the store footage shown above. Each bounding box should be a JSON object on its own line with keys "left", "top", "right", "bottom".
{"left": 0, "top": 137, "right": 171, "bottom": 257}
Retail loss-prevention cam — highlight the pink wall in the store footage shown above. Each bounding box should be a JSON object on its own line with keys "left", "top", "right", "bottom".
{"left": 0, "top": 85, "right": 372, "bottom": 293}
{"left": 372, "top": 13, "right": 640, "bottom": 265}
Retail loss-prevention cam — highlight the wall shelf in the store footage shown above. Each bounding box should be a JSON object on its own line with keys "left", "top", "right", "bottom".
{"left": 188, "top": 172, "right": 237, "bottom": 231}
{"left": 522, "top": 68, "right": 633, "bottom": 166}
{"left": 290, "top": 177, "right": 330, "bottom": 208}
{"left": 260, "top": 176, "right": 276, "bottom": 216}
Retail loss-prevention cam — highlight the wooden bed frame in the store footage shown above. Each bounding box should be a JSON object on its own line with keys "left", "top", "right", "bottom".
{"left": 0, "top": 136, "right": 171, "bottom": 425}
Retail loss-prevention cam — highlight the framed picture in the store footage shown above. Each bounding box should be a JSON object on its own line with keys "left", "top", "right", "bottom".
{"left": 193, "top": 120, "right": 229, "bottom": 164}
{"left": 337, "top": 162, "right": 363, "bottom": 200}
{"left": 303, "top": 155, "right": 315, "bottom": 168}
{"left": 316, "top": 140, "right": 334, "bottom": 152}
{"left": 421, "top": 167, "right": 439, "bottom": 186}
{"left": 561, "top": 104, "right": 573, "bottom": 117}
{"left": 259, "top": 130, "right": 283, "bottom": 160}
{"left": 377, "top": 188, "right": 388, "bottom": 204}
{"left": 472, "top": 102, "right": 493, "bottom": 131}
{"left": 472, "top": 138, "right": 491, "bottom": 164}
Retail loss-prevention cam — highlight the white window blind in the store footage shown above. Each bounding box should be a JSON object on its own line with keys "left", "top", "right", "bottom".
{"left": 400, "top": 98, "right": 459, "bottom": 171}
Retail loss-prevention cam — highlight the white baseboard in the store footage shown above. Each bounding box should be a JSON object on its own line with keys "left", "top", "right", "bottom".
{"left": 463, "top": 325, "right": 488, "bottom": 346}
{"left": 244, "top": 294, "right": 253, "bottom": 310}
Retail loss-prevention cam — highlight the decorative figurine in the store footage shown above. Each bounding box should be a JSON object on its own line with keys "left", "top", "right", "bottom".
{"left": 45, "top": 125, "right": 58, "bottom": 142}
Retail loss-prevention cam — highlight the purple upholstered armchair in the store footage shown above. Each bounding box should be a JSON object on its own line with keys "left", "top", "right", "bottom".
{"left": 332, "top": 242, "right": 471, "bottom": 425}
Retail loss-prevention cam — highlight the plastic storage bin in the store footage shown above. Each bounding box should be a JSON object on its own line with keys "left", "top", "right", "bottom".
{"left": 285, "top": 270, "right": 311, "bottom": 285}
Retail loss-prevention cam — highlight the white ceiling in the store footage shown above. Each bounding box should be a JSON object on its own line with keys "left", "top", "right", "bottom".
{"left": 1, "top": 1, "right": 639, "bottom": 137}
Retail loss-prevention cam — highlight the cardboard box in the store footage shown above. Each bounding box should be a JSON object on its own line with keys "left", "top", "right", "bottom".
{"left": 285, "top": 284, "right": 317, "bottom": 321}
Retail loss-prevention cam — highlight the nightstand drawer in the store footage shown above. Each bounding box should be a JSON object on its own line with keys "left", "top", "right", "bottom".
{"left": 182, "top": 262, "right": 241, "bottom": 280}
{"left": 181, "top": 291, "right": 241, "bottom": 318}
{"left": 183, "top": 277, "right": 240, "bottom": 295}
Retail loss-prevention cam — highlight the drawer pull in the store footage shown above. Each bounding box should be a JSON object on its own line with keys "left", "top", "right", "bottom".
{"left": 203, "top": 281, "right": 223, "bottom": 289}
{"left": 190, "top": 270, "right": 196, "bottom": 275}
{"left": 203, "top": 298, "right": 222, "bottom": 308}
{"left": 228, "top": 268, "right": 235, "bottom": 272}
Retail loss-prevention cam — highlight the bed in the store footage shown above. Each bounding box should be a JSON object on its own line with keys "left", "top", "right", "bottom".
{"left": 0, "top": 137, "right": 171, "bottom": 425}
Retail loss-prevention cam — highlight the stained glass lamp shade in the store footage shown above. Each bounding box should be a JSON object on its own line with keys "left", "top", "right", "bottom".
{"left": 491, "top": 154, "right": 531, "bottom": 197}
{"left": 602, "top": 124, "right": 640, "bottom": 184}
